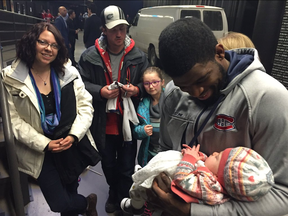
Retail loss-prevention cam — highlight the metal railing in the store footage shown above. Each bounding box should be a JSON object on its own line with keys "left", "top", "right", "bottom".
{"left": 0, "top": 10, "right": 51, "bottom": 216}
{"left": 0, "top": 42, "right": 25, "bottom": 216}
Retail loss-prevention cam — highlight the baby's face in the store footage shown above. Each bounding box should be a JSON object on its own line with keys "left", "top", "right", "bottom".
{"left": 204, "top": 151, "right": 223, "bottom": 176}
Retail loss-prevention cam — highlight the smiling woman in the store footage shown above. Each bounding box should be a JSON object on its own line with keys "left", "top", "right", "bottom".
{"left": 1, "top": 22, "right": 100, "bottom": 216}
{"left": 16, "top": 23, "right": 68, "bottom": 74}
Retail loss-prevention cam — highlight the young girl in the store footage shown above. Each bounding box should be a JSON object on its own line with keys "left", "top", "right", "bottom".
{"left": 134, "top": 66, "right": 165, "bottom": 167}
{"left": 217, "top": 31, "right": 255, "bottom": 50}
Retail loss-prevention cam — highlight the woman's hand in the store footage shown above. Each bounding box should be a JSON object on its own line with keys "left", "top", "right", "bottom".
{"left": 48, "top": 135, "right": 74, "bottom": 153}
{"left": 48, "top": 138, "right": 63, "bottom": 152}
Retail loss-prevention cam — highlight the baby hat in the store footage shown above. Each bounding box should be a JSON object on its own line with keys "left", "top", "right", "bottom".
{"left": 217, "top": 147, "right": 274, "bottom": 201}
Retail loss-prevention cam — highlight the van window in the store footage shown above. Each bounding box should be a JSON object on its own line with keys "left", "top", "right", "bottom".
{"left": 203, "top": 11, "right": 223, "bottom": 31}
{"left": 132, "top": 13, "right": 140, "bottom": 26}
{"left": 180, "top": 10, "right": 201, "bottom": 19}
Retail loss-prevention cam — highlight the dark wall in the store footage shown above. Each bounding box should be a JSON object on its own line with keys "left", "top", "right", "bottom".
{"left": 221, "top": 0, "right": 258, "bottom": 38}
{"left": 0, "top": 0, "right": 144, "bottom": 30}
{"left": 20, "top": 0, "right": 144, "bottom": 24}
{"left": 271, "top": 0, "right": 288, "bottom": 88}
{"left": 29, "top": 0, "right": 143, "bottom": 21}
{"left": 141, "top": 0, "right": 287, "bottom": 82}
{"left": 252, "top": 0, "right": 286, "bottom": 75}
{"left": 92, "top": 1, "right": 143, "bottom": 20}
{"left": 2, "top": 0, "right": 287, "bottom": 83}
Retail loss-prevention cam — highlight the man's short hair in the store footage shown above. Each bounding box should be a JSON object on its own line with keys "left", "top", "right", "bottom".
{"left": 87, "top": 3, "right": 97, "bottom": 13}
{"left": 68, "top": 9, "right": 74, "bottom": 17}
{"left": 58, "top": 6, "right": 65, "bottom": 12}
{"left": 159, "top": 18, "right": 218, "bottom": 77}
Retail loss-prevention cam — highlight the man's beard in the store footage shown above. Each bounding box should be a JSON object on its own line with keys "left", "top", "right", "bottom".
{"left": 195, "top": 62, "right": 227, "bottom": 107}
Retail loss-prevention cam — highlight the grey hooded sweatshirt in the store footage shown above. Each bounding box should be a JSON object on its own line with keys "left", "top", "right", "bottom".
{"left": 160, "top": 48, "right": 288, "bottom": 216}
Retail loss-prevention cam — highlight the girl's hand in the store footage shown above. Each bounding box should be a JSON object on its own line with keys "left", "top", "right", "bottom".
{"left": 144, "top": 125, "right": 153, "bottom": 136}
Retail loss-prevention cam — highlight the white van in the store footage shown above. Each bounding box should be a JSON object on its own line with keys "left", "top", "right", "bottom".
{"left": 129, "top": 5, "right": 228, "bottom": 66}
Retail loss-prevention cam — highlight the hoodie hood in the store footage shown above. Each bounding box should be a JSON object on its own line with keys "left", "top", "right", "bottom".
{"left": 2, "top": 59, "right": 78, "bottom": 89}
{"left": 220, "top": 48, "right": 265, "bottom": 96}
{"left": 95, "top": 33, "right": 134, "bottom": 54}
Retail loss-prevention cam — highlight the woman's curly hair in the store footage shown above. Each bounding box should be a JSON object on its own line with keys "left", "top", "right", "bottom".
{"left": 16, "top": 22, "right": 68, "bottom": 74}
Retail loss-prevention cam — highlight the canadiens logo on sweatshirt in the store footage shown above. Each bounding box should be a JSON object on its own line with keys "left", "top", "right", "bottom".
{"left": 214, "top": 114, "right": 235, "bottom": 130}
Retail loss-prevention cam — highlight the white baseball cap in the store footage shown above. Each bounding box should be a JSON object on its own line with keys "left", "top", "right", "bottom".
{"left": 101, "top": 5, "right": 129, "bottom": 29}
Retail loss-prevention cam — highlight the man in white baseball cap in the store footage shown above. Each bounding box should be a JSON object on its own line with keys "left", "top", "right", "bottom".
{"left": 79, "top": 5, "right": 149, "bottom": 216}
{"left": 101, "top": 5, "right": 129, "bottom": 29}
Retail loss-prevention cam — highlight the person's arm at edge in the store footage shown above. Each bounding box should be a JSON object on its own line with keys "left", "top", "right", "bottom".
{"left": 53, "top": 17, "right": 62, "bottom": 32}
{"left": 133, "top": 103, "right": 149, "bottom": 140}
{"left": 67, "top": 67, "right": 94, "bottom": 141}
{"left": 159, "top": 81, "right": 179, "bottom": 152}
{"left": 133, "top": 49, "right": 150, "bottom": 98}
{"left": 78, "top": 54, "right": 105, "bottom": 101}
{"left": 83, "top": 17, "right": 90, "bottom": 46}
{"left": 66, "top": 19, "right": 76, "bottom": 35}
{"left": 3, "top": 81, "right": 51, "bottom": 152}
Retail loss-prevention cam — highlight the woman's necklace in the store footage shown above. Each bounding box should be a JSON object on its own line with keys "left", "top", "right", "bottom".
{"left": 33, "top": 70, "right": 50, "bottom": 86}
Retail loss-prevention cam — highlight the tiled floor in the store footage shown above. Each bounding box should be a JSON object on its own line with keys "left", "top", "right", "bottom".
{"left": 74, "top": 31, "right": 86, "bottom": 65}
{"left": 25, "top": 31, "right": 119, "bottom": 216}
{"left": 26, "top": 163, "right": 112, "bottom": 216}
